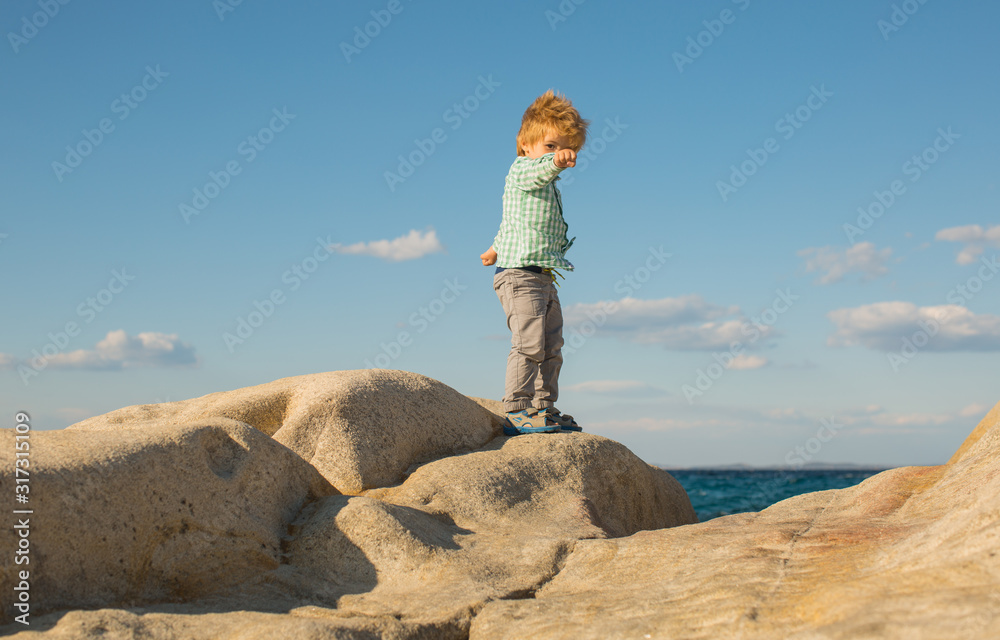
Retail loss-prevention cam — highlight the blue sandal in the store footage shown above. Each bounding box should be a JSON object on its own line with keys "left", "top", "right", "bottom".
{"left": 504, "top": 408, "right": 560, "bottom": 436}
{"left": 540, "top": 407, "right": 582, "bottom": 432}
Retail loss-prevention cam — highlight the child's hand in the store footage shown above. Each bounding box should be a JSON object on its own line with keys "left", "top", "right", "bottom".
{"left": 481, "top": 248, "right": 498, "bottom": 266}
{"left": 553, "top": 149, "right": 577, "bottom": 168}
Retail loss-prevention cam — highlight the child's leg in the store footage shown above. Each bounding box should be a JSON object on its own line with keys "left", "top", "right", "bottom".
{"left": 493, "top": 270, "right": 552, "bottom": 413}
{"left": 535, "top": 286, "right": 563, "bottom": 409}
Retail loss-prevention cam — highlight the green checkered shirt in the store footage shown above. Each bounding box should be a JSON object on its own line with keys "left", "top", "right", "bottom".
{"left": 492, "top": 154, "right": 576, "bottom": 271}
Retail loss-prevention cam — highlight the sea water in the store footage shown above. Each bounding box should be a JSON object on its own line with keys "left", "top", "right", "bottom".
{"left": 668, "top": 468, "right": 887, "bottom": 522}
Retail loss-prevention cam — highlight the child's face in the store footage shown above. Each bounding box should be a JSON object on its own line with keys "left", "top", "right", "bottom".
{"left": 521, "top": 130, "right": 574, "bottom": 159}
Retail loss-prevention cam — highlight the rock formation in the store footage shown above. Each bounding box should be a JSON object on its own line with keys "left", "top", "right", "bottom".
{"left": 1, "top": 369, "right": 997, "bottom": 639}
{"left": 0, "top": 370, "right": 694, "bottom": 638}
{"left": 472, "top": 402, "right": 1000, "bottom": 639}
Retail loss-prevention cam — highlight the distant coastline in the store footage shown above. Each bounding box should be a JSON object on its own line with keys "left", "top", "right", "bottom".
{"left": 658, "top": 462, "right": 897, "bottom": 471}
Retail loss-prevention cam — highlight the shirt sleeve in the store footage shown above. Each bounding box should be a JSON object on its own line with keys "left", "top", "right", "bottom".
{"left": 507, "top": 154, "right": 564, "bottom": 191}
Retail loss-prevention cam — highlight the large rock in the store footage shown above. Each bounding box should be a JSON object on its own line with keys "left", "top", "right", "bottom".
{"left": 471, "top": 401, "right": 1000, "bottom": 639}
{"left": 276, "top": 494, "right": 573, "bottom": 632}
{"left": 367, "top": 432, "right": 695, "bottom": 538}
{"left": 0, "top": 420, "right": 334, "bottom": 623}
{"left": 273, "top": 433, "right": 695, "bottom": 628}
{"left": 0, "top": 606, "right": 454, "bottom": 640}
{"left": 70, "top": 369, "right": 498, "bottom": 493}
{"left": 0, "top": 370, "right": 694, "bottom": 637}
{"left": 3, "top": 370, "right": 996, "bottom": 640}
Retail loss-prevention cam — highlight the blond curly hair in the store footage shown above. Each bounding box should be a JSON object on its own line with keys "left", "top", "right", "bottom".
{"left": 515, "top": 90, "right": 589, "bottom": 156}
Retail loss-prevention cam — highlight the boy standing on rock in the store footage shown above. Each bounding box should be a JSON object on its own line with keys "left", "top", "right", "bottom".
{"left": 480, "top": 90, "right": 589, "bottom": 435}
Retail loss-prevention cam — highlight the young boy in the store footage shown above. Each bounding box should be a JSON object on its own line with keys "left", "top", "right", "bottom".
{"left": 480, "top": 90, "right": 589, "bottom": 435}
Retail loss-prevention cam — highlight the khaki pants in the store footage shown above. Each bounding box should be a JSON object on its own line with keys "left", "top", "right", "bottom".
{"left": 493, "top": 269, "right": 564, "bottom": 413}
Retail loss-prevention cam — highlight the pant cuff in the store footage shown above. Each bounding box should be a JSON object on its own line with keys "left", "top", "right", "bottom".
{"left": 503, "top": 401, "right": 533, "bottom": 413}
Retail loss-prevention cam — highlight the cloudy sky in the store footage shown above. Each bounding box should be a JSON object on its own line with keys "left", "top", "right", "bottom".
{"left": 2, "top": 0, "right": 997, "bottom": 467}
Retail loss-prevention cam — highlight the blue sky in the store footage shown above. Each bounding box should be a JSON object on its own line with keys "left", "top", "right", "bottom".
{"left": 2, "top": 0, "right": 998, "bottom": 467}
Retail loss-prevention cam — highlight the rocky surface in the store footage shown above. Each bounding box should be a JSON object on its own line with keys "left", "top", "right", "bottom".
{"left": 0, "top": 370, "right": 695, "bottom": 638}
{"left": 0, "top": 419, "right": 334, "bottom": 620}
{"left": 68, "top": 370, "right": 499, "bottom": 493}
{"left": 1, "top": 370, "right": 997, "bottom": 639}
{"left": 472, "top": 405, "right": 1000, "bottom": 640}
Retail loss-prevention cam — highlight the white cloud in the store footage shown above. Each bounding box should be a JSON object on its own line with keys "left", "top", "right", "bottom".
{"left": 827, "top": 302, "right": 1000, "bottom": 351}
{"left": 93, "top": 330, "right": 198, "bottom": 368}
{"left": 564, "top": 380, "right": 644, "bottom": 393}
{"left": 736, "top": 403, "right": 971, "bottom": 438}
{"left": 866, "top": 413, "right": 954, "bottom": 427}
{"left": 588, "top": 417, "right": 722, "bottom": 432}
{"left": 563, "top": 295, "right": 769, "bottom": 350}
{"left": 797, "top": 241, "right": 892, "bottom": 284}
{"left": 2, "top": 330, "right": 198, "bottom": 371}
{"left": 330, "top": 228, "right": 445, "bottom": 262}
{"left": 563, "top": 380, "right": 666, "bottom": 396}
{"left": 55, "top": 407, "right": 98, "bottom": 423}
{"left": 837, "top": 405, "right": 958, "bottom": 435}
{"left": 959, "top": 403, "right": 991, "bottom": 418}
{"left": 45, "top": 349, "right": 118, "bottom": 370}
{"left": 566, "top": 295, "right": 739, "bottom": 326}
{"left": 776, "top": 359, "right": 819, "bottom": 370}
{"left": 727, "top": 354, "right": 768, "bottom": 370}
{"left": 935, "top": 224, "right": 1000, "bottom": 265}
{"left": 763, "top": 407, "right": 805, "bottom": 420}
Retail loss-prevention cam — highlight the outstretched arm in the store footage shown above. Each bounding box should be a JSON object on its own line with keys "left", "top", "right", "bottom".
{"left": 507, "top": 154, "right": 566, "bottom": 190}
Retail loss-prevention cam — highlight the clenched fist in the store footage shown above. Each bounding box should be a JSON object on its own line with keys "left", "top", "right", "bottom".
{"left": 553, "top": 149, "right": 577, "bottom": 168}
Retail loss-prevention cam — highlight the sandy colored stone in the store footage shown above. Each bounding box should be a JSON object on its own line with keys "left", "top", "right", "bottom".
{"left": 3, "top": 371, "right": 995, "bottom": 640}
{"left": 267, "top": 434, "right": 696, "bottom": 626}
{"left": 69, "top": 369, "right": 497, "bottom": 493}
{"left": 0, "top": 420, "right": 333, "bottom": 624}
{"left": 273, "top": 494, "right": 574, "bottom": 630}
{"left": 366, "top": 432, "right": 697, "bottom": 538}
{"left": 0, "top": 606, "right": 455, "bottom": 640}
{"left": 471, "top": 401, "right": 1000, "bottom": 639}
{"left": 947, "top": 398, "right": 1000, "bottom": 464}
